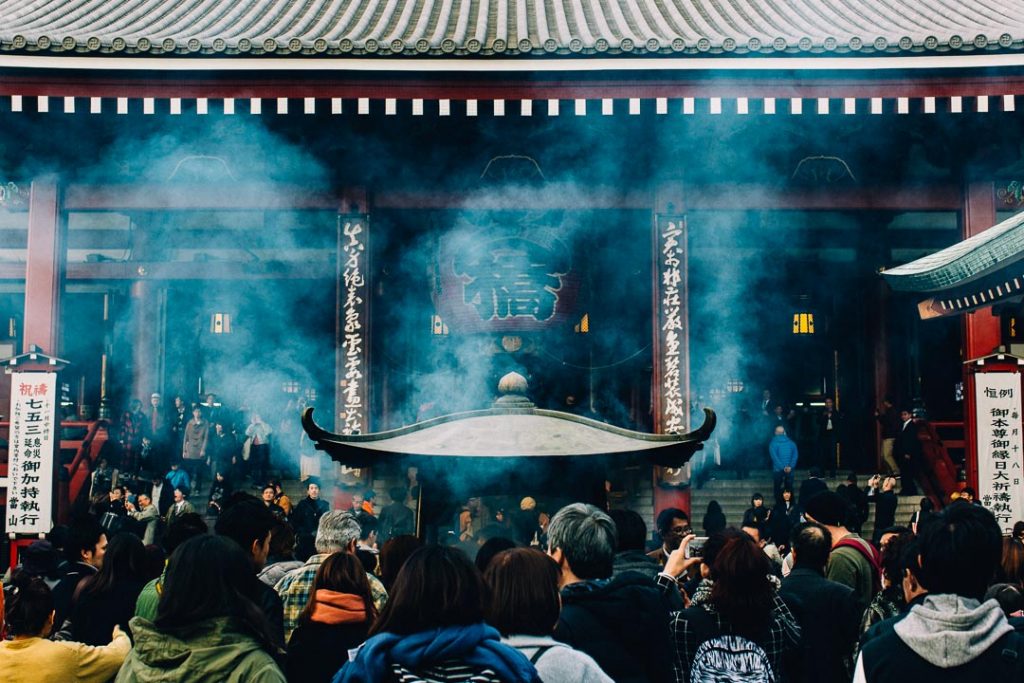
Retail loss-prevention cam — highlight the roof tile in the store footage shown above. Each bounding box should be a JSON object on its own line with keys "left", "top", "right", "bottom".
{"left": 1, "top": 0, "right": 1024, "bottom": 57}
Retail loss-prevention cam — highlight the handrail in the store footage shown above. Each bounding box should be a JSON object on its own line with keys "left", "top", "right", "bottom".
{"left": 64, "top": 419, "right": 109, "bottom": 481}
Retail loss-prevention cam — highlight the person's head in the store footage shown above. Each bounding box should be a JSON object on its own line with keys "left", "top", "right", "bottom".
{"left": 846, "top": 472, "right": 858, "bottom": 486}
{"left": 919, "top": 498, "right": 935, "bottom": 513}
{"left": 370, "top": 545, "right": 483, "bottom": 636}
{"left": 351, "top": 492, "right": 364, "bottom": 510}
{"left": 267, "top": 522, "right": 297, "bottom": 560}
{"left": 985, "top": 583, "right": 1024, "bottom": 617}
{"left": 155, "top": 535, "right": 277, "bottom": 651}
{"left": 150, "top": 393, "right": 161, "bottom": 407}
{"left": 484, "top": 547, "right": 562, "bottom": 637}
{"left": 773, "top": 425, "right": 785, "bottom": 436}
{"left": 161, "top": 512, "right": 208, "bottom": 555}
{"left": 773, "top": 405, "right": 784, "bottom": 416}
{"left": 475, "top": 536, "right": 517, "bottom": 573}
{"left": 741, "top": 522, "right": 763, "bottom": 546}
{"left": 546, "top": 503, "right": 617, "bottom": 582}
{"left": 261, "top": 485, "right": 276, "bottom": 503}
{"left": 900, "top": 409, "right": 912, "bottom": 422}
{"left": 110, "top": 486, "right": 124, "bottom": 502}
{"left": 65, "top": 518, "right": 107, "bottom": 568}
{"left": 205, "top": 393, "right": 216, "bottom": 405}
{"left": 751, "top": 494, "right": 764, "bottom": 508}
{"left": 809, "top": 466, "right": 824, "bottom": 479}
{"left": 4, "top": 573, "right": 54, "bottom": 637}
{"left": 272, "top": 481, "right": 283, "bottom": 495}
{"left": 215, "top": 422, "right": 225, "bottom": 435}
{"left": 824, "top": 397, "right": 834, "bottom": 409}
{"left": 214, "top": 499, "right": 277, "bottom": 571}
{"left": 389, "top": 486, "right": 407, "bottom": 504}
{"left": 710, "top": 533, "right": 774, "bottom": 638}
{"left": 701, "top": 528, "right": 746, "bottom": 579}
{"left": 882, "top": 396, "right": 893, "bottom": 408}
{"left": 607, "top": 508, "right": 647, "bottom": 552}
{"left": 356, "top": 511, "right": 379, "bottom": 546}
{"left": 881, "top": 476, "right": 897, "bottom": 493}
{"left": 879, "top": 530, "right": 915, "bottom": 588}
{"left": 790, "top": 522, "right": 832, "bottom": 573}
{"left": 299, "top": 551, "right": 376, "bottom": 626}
{"left": 192, "top": 406, "right": 203, "bottom": 420}
{"left": 174, "top": 395, "right": 184, "bottom": 409}
{"left": 130, "top": 399, "right": 142, "bottom": 412}
{"left": 655, "top": 507, "right": 690, "bottom": 551}
{"left": 781, "top": 487, "right": 793, "bottom": 503}
{"left": 999, "top": 538, "right": 1024, "bottom": 587}
{"left": 916, "top": 502, "right": 1003, "bottom": 600}
{"left": 802, "top": 491, "right": 850, "bottom": 532}
{"left": 961, "top": 487, "right": 976, "bottom": 502}
{"left": 80, "top": 532, "right": 146, "bottom": 598}
{"left": 315, "top": 510, "right": 361, "bottom": 554}
{"left": 306, "top": 478, "right": 321, "bottom": 500}
{"left": 137, "top": 493, "right": 152, "bottom": 508}
{"left": 706, "top": 500, "right": 723, "bottom": 515}
{"left": 1014, "top": 521, "right": 1024, "bottom": 541}
{"left": 379, "top": 535, "right": 424, "bottom": 591}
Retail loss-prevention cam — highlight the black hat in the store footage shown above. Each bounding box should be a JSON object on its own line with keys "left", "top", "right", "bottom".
{"left": 803, "top": 491, "right": 849, "bottom": 527}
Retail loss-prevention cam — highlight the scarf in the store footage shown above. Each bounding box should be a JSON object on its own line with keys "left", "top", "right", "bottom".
{"left": 312, "top": 590, "right": 369, "bottom": 625}
{"left": 333, "top": 622, "right": 539, "bottom": 683}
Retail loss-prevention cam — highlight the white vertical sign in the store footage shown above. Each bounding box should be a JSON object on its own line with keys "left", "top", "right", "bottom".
{"left": 6, "top": 372, "right": 57, "bottom": 535}
{"left": 975, "top": 371, "right": 1024, "bottom": 533}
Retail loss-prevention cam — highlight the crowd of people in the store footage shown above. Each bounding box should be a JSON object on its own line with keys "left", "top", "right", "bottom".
{"left": 108, "top": 391, "right": 322, "bottom": 499}
{"left": 691, "top": 390, "right": 960, "bottom": 506}
{"left": 3, "top": 472, "right": 1023, "bottom": 682}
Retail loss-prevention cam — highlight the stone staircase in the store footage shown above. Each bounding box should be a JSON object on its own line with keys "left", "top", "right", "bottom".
{"left": 689, "top": 469, "right": 921, "bottom": 542}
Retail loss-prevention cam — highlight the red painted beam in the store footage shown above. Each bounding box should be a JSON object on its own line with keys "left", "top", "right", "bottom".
{"left": 63, "top": 184, "right": 367, "bottom": 212}
{"left": 3, "top": 72, "right": 1024, "bottom": 100}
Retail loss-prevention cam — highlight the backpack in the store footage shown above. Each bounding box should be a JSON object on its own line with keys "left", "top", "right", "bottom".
{"left": 690, "top": 635, "right": 775, "bottom": 683}
{"left": 686, "top": 606, "right": 776, "bottom": 683}
{"left": 834, "top": 536, "right": 882, "bottom": 593}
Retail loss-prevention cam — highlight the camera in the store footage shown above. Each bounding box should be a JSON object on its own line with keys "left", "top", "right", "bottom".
{"left": 685, "top": 536, "right": 709, "bottom": 559}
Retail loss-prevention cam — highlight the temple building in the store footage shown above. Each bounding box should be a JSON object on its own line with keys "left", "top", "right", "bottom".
{"left": 2, "top": 0, "right": 1024, "bottom": 536}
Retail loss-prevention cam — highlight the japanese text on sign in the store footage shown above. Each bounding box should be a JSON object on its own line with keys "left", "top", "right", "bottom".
{"left": 6, "top": 372, "right": 56, "bottom": 535}
{"left": 975, "top": 372, "right": 1024, "bottom": 533}
{"left": 340, "top": 220, "right": 368, "bottom": 436}
{"left": 658, "top": 221, "right": 686, "bottom": 434}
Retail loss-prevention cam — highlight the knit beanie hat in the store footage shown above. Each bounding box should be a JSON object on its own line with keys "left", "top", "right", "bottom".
{"left": 802, "top": 491, "right": 848, "bottom": 527}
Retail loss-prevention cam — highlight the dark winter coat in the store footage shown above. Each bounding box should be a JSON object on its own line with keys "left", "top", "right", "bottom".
{"left": 779, "top": 567, "right": 862, "bottom": 683}
{"left": 555, "top": 572, "right": 674, "bottom": 683}
{"left": 287, "top": 620, "right": 370, "bottom": 683}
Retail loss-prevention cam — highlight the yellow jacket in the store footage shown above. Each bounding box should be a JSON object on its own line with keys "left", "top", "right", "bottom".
{"left": 0, "top": 630, "right": 130, "bottom": 682}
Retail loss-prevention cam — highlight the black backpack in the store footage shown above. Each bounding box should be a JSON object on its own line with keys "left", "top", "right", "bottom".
{"left": 686, "top": 606, "right": 776, "bottom": 683}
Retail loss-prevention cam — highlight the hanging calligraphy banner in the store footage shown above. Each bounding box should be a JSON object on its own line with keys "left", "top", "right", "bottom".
{"left": 974, "top": 371, "right": 1024, "bottom": 533}
{"left": 6, "top": 372, "right": 56, "bottom": 535}
{"left": 433, "top": 219, "right": 580, "bottom": 333}
{"left": 653, "top": 217, "right": 689, "bottom": 435}
{"left": 337, "top": 216, "right": 370, "bottom": 436}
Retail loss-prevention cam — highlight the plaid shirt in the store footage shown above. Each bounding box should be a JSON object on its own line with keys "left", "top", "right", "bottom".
{"left": 670, "top": 593, "right": 800, "bottom": 683}
{"left": 274, "top": 552, "right": 388, "bottom": 642}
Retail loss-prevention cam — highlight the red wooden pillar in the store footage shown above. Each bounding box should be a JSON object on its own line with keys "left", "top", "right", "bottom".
{"left": 963, "top": 182, "right": 1001, "bottom": 358}
{"left": 23, "top": 178, "right": 64, "bottom": 356}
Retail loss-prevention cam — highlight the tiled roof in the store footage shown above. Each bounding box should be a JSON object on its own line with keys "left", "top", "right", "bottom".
{"left": 884, "top": 210, "right": 1024, "bottom": 293}
{"left": 1, "top": 0, "right": 1024, "bottom": 58}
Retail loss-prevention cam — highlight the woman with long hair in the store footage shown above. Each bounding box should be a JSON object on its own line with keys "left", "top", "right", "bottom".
{"left": 484, "top": 547, "right": 612, "bottom": 682}
{"left": 1, "top": 573, "right": 129, "bottom": 682}
{"left": 998, "top": 536, "right": 1024, "bottom": 588}
{"left": 702, "top": 501, "right": 727, "bottom": 537}
{"left": 335, "top": 545, "right": 540, "bottom": 683}
{"left": 67, "top": 532, "right": 148, "bottom": 645}
{"left": 116, "top": 534, "right": 284, "bottom": 682}
{"left": 378, "top": 535, "right": 423, "bottom": 591}
{"left": 286, "top": 551, "right": 376, "bottom": 682}
{"left": 670, "top": 531, "right": 800, "bottom": 682}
